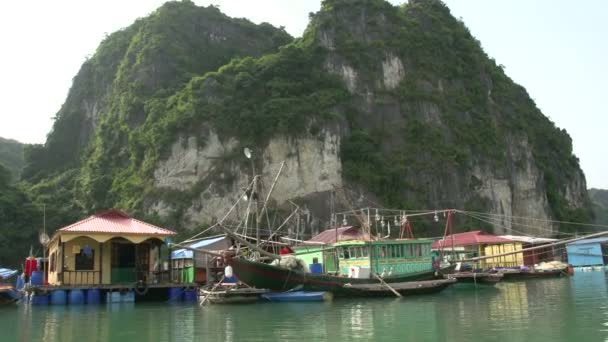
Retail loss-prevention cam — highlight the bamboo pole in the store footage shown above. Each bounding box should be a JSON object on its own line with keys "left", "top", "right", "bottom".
{"left": 373, "top": 273, "right": 402, "bottom": 298}
{"left": 218, "top": 224, "right": 282, "bottom": 260}
{"left": 168, "top": 242, "right": 224, "bottom": 258}
{"left": 257, "top": 161, "right": 285, "bottom": 227}
{"left": 200, "top": 275, "right": 225, "bottom": 306}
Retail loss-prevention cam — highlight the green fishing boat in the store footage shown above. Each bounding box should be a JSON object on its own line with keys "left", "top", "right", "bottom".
{"left": 227, "top": 238, "right": 455, "bottom": 297}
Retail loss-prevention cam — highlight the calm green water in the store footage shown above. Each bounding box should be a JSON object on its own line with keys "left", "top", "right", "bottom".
{"left": 2, "top": 272, "right": 608, "bottom": 342}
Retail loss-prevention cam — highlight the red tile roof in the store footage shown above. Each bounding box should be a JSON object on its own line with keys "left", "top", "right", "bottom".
{"left": 307, "top": 226, "right": 370, "bottom": 244}
{"left": 57, "top": 209, "right": 176, "bottom": 236}
{"left": 432, "top": 231, "right": 513, "bottom": 248}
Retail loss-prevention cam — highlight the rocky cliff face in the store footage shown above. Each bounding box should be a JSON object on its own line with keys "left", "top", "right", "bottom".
{"left": 24, "top": 0, "right": 593, "bottom": 237}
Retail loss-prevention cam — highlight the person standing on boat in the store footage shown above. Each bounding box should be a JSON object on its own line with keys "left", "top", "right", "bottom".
{"left": 280, "top": 246, "right": 294, "bottom": 255}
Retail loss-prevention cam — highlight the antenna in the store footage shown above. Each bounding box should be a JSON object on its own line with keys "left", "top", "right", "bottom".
{"left": 39, "top": 205, "right": 49, "bottom": 246}
{"left": 243, "top": 147, "right": 252, "bottom": 159}
{"left": 40, "top": 204, "right": 49, "bottom": 286}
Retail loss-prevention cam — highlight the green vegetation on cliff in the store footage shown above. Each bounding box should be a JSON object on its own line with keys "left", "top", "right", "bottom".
{"left": 0, "top": 137, "right": 24, "bottom": 180}
{"left": 0, "top": 164, "right": 41, "bottom": 267}
{"left": 20, "top": 0, "right": 593, "bottom": 236}
{"left": 589, "top": 189, "right": 608, "bottom": 225}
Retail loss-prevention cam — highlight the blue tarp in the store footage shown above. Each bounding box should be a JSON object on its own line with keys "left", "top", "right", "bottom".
{"left": 0, "top": 268, "right": 17, "bottom": 279}
{"left": 171, "top": 235, "right": 228, "bottom": 259}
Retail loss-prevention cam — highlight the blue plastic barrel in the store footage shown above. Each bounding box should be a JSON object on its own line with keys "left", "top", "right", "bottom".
{"left": 68, "top": 289, "right": 85, "bottom": 305}
{"left": 31, "top": 271, "right": 44, "bottom": 286}
{"left": 168, "top": 287, "right": 184, "bottom": 302}
{"left": 224, "top": 275, "right": 238, "bottom": 283}
{"left": 31, "top": 294, "right": 49, "bottom": 305}
{"left": 106, "top": 291, "right": 121, "bottom": 303}
{"left": 309, "top": 264, "right": 323, "bottom": 274}
{"left": 50, "top": 290, "right": 67, "bottom": 305}
{"left": 86, "top": 289, "right": 101, "bottom": 304}
{"left": 183, "top": 288, "right": 198, "bottom": 303}
{"left": 121, "top": 291, "right": 135, "bottom": 303}
{"left": 15, "top": 274, "right": 25, "bottom": 290}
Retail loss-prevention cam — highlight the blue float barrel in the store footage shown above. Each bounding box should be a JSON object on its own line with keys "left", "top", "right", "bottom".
{"left": 86, "top": 289, "right": 101, "bottom": 304}
{"left": 121, "top": 291, "right": 135, "bottom": 303}
{"left": 183, "top": 288, "right": 198, "bottom": 303}
{"left": 15, "top": 274, "right": 25, "bottom": 290}
{"left": 31, "top": 271, "right": 44, "bottom": 286}
{"left": 50, "top": 290, "right": 67, "bottom": 305}
{"left": 106, "top": 291, "right": 121, "bottom": 303}
{"left": 31, "top": 294, "right": 49, "bottom": 305}
{"left": 68, "top": 289, "right": 85, "bottom": 305}
{"left": 168, "top": 287, "right": 184, "bottom": 302}
{"left": 309, "top": 264, "right": 323, "bottom": 274}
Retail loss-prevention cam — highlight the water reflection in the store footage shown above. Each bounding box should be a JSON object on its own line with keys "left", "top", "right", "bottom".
{"left": 3, "top": 275, "right": 608, "bottom": 342}
{"left": 488, "top": 282, "right": 529, "bottom": 325}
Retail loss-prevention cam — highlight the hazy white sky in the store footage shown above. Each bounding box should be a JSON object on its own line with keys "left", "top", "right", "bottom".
{"left": 0, "top": 0, "right": 605, "bottom": 188}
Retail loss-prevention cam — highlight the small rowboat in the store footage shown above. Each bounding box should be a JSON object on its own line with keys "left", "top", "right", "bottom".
{"left": 261, "top": 290, "right": 333, "bottom": 302}
{"left": 445, "top": 272, "right": 504, "bottom": 285}
{"left": 200, "top": 287, "right": 269, "bottom": 304}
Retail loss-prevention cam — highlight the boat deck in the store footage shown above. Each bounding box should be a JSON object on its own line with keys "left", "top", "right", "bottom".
{"left": 445, "top": 272, "right": 504, "bottom": 284}
{"left": 344, "top": 278, "right": 456, "bottom": 295}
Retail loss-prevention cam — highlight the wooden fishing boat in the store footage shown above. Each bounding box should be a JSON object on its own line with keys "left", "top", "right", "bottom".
{"left": 200, "top": 287, "right": 269, "bottom": 304}
{"left": 0, "top": 285, "right": 19, "bottom": 306}
{"left": 444, "top": 272, "right": 503, "bottom": 285}
{"left": 0, "top": 268, "right": 20, "bottom": 306}
{"left": 493, "top": 267, "right": 567, "bottom": 280}
{"left": 226, "top": 238, "right": 455, "bottom": 297}
{"left": 261, "top": 290, "right": 333, "bottom": 302}
{"left": 343, "top": 278, "right": 456, "bottom": 296}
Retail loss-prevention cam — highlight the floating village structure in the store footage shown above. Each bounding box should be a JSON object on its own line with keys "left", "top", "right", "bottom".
{"left": 46, "top": 209, "right": 176, "bottom": 286}
{"left": 26, "top": 210, "right": 200, "bottom": 305}
{"left": 499, "top": 235, "right": 561, "bottom": 266}
{"left": 432, "top": 231, "right": 524, "bottom": 269}
{"left": 171, "top": 235, "right": 233, "bottom": 284}
{"left": 292, "top": 226, "right": 370, "bottom": 274}
{"left": 566, "top": 237, "right": 608, "bottom": 269}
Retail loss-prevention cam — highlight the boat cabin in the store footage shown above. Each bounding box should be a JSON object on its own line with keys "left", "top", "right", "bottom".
{"left": 334, "top": 239, "right": 434, "bottom": 278}
{"left": 46, "top": 209, "right": 176, "bottom": 286}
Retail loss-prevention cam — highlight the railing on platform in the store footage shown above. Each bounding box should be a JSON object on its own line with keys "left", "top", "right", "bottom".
{"left": 62, "top": 271, "right": 101, "bottom": 285}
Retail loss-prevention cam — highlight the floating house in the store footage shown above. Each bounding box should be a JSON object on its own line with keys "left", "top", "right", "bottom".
{"left": 46, "top": 209, "right": 176, "bottom": 286}
{"left": 566, "top": 237, "right": 608, "bottom": 268}
{"left": 432, "top": 231, "right": 524, "bottom": 269}
{"left": 293, "top": 226, "right": 370, "bottom": 274}
{"left": 170, "top": 235, "right": 233, "bottom": 284}
{"left": 500, "top": 235, "right": 560, "bottom": 265}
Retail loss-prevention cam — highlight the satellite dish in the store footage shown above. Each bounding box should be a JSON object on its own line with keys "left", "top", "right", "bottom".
{"left": 39, "top": 232, "right": 50, "bottom": 246}
{"left": 243, "top": 147, "right": 252, "bottom": 159}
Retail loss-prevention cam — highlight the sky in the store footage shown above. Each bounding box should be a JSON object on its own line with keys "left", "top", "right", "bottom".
{"left": 0, "top": 0, "right": 605, "bottom": 188}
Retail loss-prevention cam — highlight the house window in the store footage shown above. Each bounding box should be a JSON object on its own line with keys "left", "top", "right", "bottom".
{"left": 75, "top": 248, "right": 95, "bottom": 271}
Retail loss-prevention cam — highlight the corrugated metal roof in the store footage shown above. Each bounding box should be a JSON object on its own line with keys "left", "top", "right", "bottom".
{"left": 58, "top": 209, "right": 176, "bottom": 236}
{"left": 567, "top": 236, "right": 608, "bottom": 246}
{"left": 0, "top": 268, "right": 17, "bottom": 279}
{"left": 500, "top": 235, "right": 558, "bottom": 244}
{"left": 171, "top": 235, "right": 229, "bottom": 259}
{"left": 432, "top": 231, "right": 514, "bottom": 248}
{"left": 307, "top": 226, "right": 370, "bottom": 244}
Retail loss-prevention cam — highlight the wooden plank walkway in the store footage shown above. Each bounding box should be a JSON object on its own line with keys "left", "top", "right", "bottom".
{"left": 27, "top": 282, "right": 199, "bottom": 292}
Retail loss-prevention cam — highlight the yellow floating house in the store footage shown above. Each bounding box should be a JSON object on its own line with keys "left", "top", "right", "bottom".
{"left": 46, "top": 209, "right": 176, "bottom": 286}
{"left": 432, "top": 231, "right": 524, "bottom": 269}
